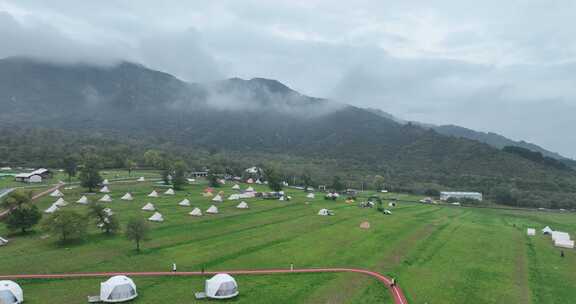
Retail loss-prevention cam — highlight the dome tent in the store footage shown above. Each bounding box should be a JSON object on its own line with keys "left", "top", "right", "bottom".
{"left": 148, "top": 212, "right": 164, "bottom": 222}
{"left": 206, "top": 205, "right": 219, "bottom": 214}
{"left": 189, "top": 208, "right": 202, "bottom": 216}
{"left": 164, "top": 188, "right": 175, "bottom": 195}
{"left": 178, "top": 199, "right": 191, "bottom": 206}
{"left": 205, "top": 274, "right": 238, "bottom": 299}
{"left": 99, "top": 195, "right": 112, "bottom": 202}
{"left": 147, "top": 190, "right": 159, "bottom": 198}
{"left": 49, "top": 189, "right": 63, "bottom": 197}
{"left": 0, "top": 280, "right": 23, "bottom": 304}
{"left": 100, "top": 186, "right": 111, "bottom": 193}
{"left": 121, "top": 193, "right": 133, "bottom": 201}
{"left": 99, "top": 275, "right": 137, "bottom": 303}
{"left": 77, "top": 196, "right": 89, "bottom": 204}
{"left": 236, "top": 201, "right": 249, "bottom": 209}
{"left": 141, "top": 203, "right": 155, "bottom": 211}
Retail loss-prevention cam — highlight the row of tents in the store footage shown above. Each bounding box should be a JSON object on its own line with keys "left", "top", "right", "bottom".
{"left": 532, "top": 226, "right": 575, "bottom": 249}
{"left": 0, "top": 273, "right": 239, "bottom": 304}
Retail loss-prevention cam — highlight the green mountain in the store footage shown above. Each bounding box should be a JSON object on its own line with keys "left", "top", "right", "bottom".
{"left": 1, "top": 57, "right": 575, "bottom": 208}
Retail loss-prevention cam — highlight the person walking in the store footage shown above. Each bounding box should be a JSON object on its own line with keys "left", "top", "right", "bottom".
{"left": 390, "top": 277, "right": 396, "bottom": 287}
{"left": 172, "top": 263, "right": 177, "bottom": 272}
{"left": 561, "top": 250, "right": 565, "bottom": 258}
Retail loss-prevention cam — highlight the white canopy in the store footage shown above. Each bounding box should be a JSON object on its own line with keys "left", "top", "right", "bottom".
{"left": 245, "top": 187, "right": 255, "bottom": 192}
{"left": 121, "top": 193, "right": 133, "bottom": 201}
{"left": 236, "top": 201, "right": 249, "bottom": 209}
{"left": 141, "top": 203, "right": 155, "bottom": 211}
{"left": 0, "top": 280, "right": 23, "bottom": 304}
{"left": 77, "top": 196, "right": 89, "bottom": 204}
{"left": 206, "top": 205, "right": 219, "bottom": 214}
{"left": 318, "top": 208, "right": 330, "bottom": 216}
{"left": 44, "top": 204, "right": 59, "bottom": 214}
{"left": 137, "top": 176, "right": 145, "bottom": 182}
{"left": 228, "top": 192, "right": 256, "bottom": 200}
{"left": 49, "top": 189, "right": 63, "bottom": 197}
{"left": 189, "top": 208, "right": 202, "bottom": 216}
{"left": 99, "top": 194, "right": 112, "bottom": 202}
{"left": 306, "top": 193, "right": 315, "bottom": 199}
{"left": 205, "top": 274, "right": 238, "bottom": 299}
{"left": 178, "top": 199, "right": 191, "bottom": 206}
{"left": 53, "top": 198, "right": 68, "bottom": 207}
{"left": 100, "top": 276, "right": 137, "bottom": 303}
{"left": 232, "top": 184, "right": 240, "bottom": 190}
{"left": 100, "top": 186, "right": 110, "bottom": 193}
{"left": 212, "top": 194, "right": 223, "bottom": 202}
{"left": 554, "top": 239, "right": 575, "bottom": 249}
{"left": 527, "top": 228, "right": 536, "bottom": 236}
{"left": 551, "top": 231, "right": 571, "bottom": 242}
{"left": 102, "top": 179, "right": 110, "bottom": 185}
{"left": 148, "top": 212, "right": 164, "bottom": 222}
{"left": 147, "top": 190, "right": 158, "bottom": 198}
{"left": 164, "top": 188, "right": 175, "bottom": 195}
{"left": 542, "top": 226, "right": 553, "bottom": 234}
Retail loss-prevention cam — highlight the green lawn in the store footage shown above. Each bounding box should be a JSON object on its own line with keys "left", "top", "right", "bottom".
{"left": 0, "top": 180, "right": 575, "bottom": 303}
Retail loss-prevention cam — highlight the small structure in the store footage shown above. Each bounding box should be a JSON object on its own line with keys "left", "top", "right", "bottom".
{"left": 137, "top": 177, "right": 145, "bottom": 182}
{"left": 255, "top": 179, "right": 262, "bottom": 184}
{"left": 245, "top": 186, "right": 255, "bottom": 192}
{"left": 527, "top": 228, "right": 536, "bottom": 236}
{"left": 189, "top": 208, "right": 202, "bottom": 216}
{"left": 205, "top": 274, "right": 239, "bottom": 299}
{"left": 440, "top": 192, "right": 482, "bottom": 201}
{"left": 103, "top": 208, "right": 114, "bottom": 216}
{"left": 141, "top": 203, "right": 155, "bottom": 211}
{"left": 148, "top": 190, "right": 159, "bottom": 198}
{"left": 44, "top": 204, "right": 59, "bottom": 214}
{"left": 318, "top": 209, "right": 333, "bottom": 216}
{"left": 99, "top": 195, "right": 112, "bottom": 202}
{"left": 383, "top": 209, "right": 392, "bottom": 215}
{"left": 164, "top": 188, "right": 175, "bottom": 195}
{"left": 236, "top": 201, "right": 249, "bottom": 209}
{"left": 178, "top": 199, "right": 191, "bottom": 206}
{"left": 542, "top": 226, "right": 553, "bottom": 235}
{"left": 306, "top": 193, "right": 315, "bottom": 199}
{"left": 77, "top": 196, "right": 89, "bottom": 204}
{"left": 99, "top": 276, "right": 137, "bottom": 303}
{"left": 100, "top": 186, "right": 110, "bottom": 193}
{"left": 554, "top": 239, "right": 575, "bottom": 249}
{"left": 49, "top": 189, "right": 64, "bottom": 198}
{"left": 212, "top": 194, "right": 223, "bottom": 203}
{"left": 53, "top": 198, "right": 68, "bottom": 207}
{"left": 359, "top": 221, "right": 371, "bottom": 229}
{"left": 121, "top": 193, "right": 133, "bottom": 201}
{"left": 148, "top": 212, "right": 164, "bottom": 222}
{"left": 0, "top": 280, "right": 23, "bottom": 304}
{"left": 246, "top": 178, "right": 254, "bottom": 184}
{"left": 190, "top": 171, "right": 208, "bottom": 178}
{"left": 102, "top": 179, "right": 110, "bottom": 185}
{"left": 0, "top": 237, "right": 8, "bottom": 246}
{"left": 206, "top": 205, "right": 219, "bottom": 214}
{"left": 232, "top": 184, "right": 241, "bottom": 190}
{"left": 388, "top": 202, "right": 397, "bottom": 207}
{"left": 14, "top": 168, "right": 51, "bottom": 183}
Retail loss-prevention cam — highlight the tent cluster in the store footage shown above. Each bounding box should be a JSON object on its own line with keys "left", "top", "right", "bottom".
{"left": 542, "top": 226, "right": 574, "bottom": 248}
{"left": 45, "top": 190, "right": 68, "bottom": 213}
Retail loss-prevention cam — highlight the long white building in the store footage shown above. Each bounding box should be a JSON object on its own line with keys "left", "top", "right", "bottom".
{"left": 440, "top": 191, "right": 483, "bottom": 201}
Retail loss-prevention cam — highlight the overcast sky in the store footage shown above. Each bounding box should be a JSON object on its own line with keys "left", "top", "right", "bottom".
{"left": 1, "top": 0, "right": 575, "bottom": 158}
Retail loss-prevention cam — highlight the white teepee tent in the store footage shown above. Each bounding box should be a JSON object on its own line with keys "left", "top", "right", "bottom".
{"left": 53, "top": 198, "right": 68, "bottom": 207}
{"left": 232, "top": 184, "right": 241, "bottom": 190}
{"left": 148, "top": 212, "right": 164, "bottom": 222}
{"left": 206, "top": 205, "right": 219, "bottom": 214}
{"left": 44, "top": 204, "right": 59, "bottom": 214}
{"left": 189, "top": 207, "right": 202, "bottom": 216}
{"left": 212, "top": 194, "right": 223, "bottom": 202}
{"left": 147, "top": 190, "right": 159, "bottom": 198}
{"left": 164, "top": 188, "right": 175, "bottom": 195}
{"left": 49, "top": 189, "right": 63, "bottom": 197}
{"left": 236, "top": 201, "right": 249, "bottom": 209}
{"left": 245, "top": 186, "right": 255, "bottom": 192}
{"left": 100, "top": 186, "right": 110, "bottom": 193}
{"left": 121, "top": 193, "right": 133, "bottom": 201}
{"left": 76, "top": 196, "right": 89, "bottom": 204}
{"left": 306, "top": 193, "right": 315, "bottom": 199}
{"left": 137, "top": 176, "right": 145, "bottom": 182}
{"left": 99, "top": 194, "right": 112, "bottom": 202}
{"left": 102, "top": 179, "right": 110, "bottom": 185}
{"left": 141, "top": 203, "right": 155, "bottom": 211}
{"left": 178, "top": 199, "right": 191, "bottom": 206}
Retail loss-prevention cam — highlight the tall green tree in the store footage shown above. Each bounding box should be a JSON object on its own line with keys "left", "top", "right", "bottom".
{"left": 88, "top": 204, "right": 120, "bottom": 235}
{"left": 125, "top": 159, "right": 137, "bottom": 176}
{"left": 207, "top": 172, "right": 221, "bottom": 188}
{"left": 373, "top": 175, "right": 386, "bottom": 191}
{"left": 42, "top": 210, "right": 88, "bottom": 243}
{"left": 126, "top": 217, "right": 149, "bottom": 252}
{"left": 4, "top": 191, "right": 41, "bottom": 234}
{"left": 331, "top": 176, "right": 345, "bottom": 192}
{"left": 301, "top": 172, "right": 313, "bottom": 191}
{"left": 264, "top": 166, "right": 283, "bottom": 192}
{"left": 172, "top": 160, "right": 188, "bottom": 190}
{"left": 1, "top": 190, "right": 32, "bottom": 210}
{"left": 62, "top": 156, "right": 78, "bottom": 182}
{"left": 79, "top": 157, "right": 103, "bottom": 192}
{"left": 143, "top": 150, "right": 163, "bottom": 169}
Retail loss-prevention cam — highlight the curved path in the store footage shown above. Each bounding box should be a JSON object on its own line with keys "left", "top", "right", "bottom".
{"left": 0, "top": 268, "right": 408, "bottom": 304}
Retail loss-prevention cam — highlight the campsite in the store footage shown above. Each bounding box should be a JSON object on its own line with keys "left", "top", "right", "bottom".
{"left": 1, "top": 176, "right": 575, "bottom": 303}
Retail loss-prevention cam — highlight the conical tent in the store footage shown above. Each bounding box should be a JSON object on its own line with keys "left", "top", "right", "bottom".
{"left": 0, "top": 237, "right": 8, "bottom": 246}
{"left": 53, "top": 198, "right": 68, "bottom": 207}
{"left": 102, "top": 179, "right": 109, "bottom": 185}
{"left": 99, "top": 195, "right": 112, "bottom": 202}
{"left": 148, "top": 190, "right": 158, "bottom": 198}
{"left": 164, "top": 188, "right": 175, "bottom": 195}
{"left": 49, "top": 189, "right": 63, "bottom": 197}
{"left": 189, "top": 208, "right": 202, "bottom": 216}
{"left": 141, "top": 203, "right": 155, "bottom": 211}
{"left": 148, "top": 212, "right": 164, "bottom": 222}
{"left": 206, "top": 205, "right": 219, "bottom": 214}
{"left": 103, "top": 208, "right": 114, "bottom": 216}
{"left": 306, "top": 193, "right": 315, "bottom": 199}
{"left": 232, "top": 184, "right": 240, "bottom": 190}
{"left": 255, "top": 179, "right": 262, "bottom": 184}
{"left": 137, "top": 177, "right": 145, "bottom": 182}
{"left": 212, "top": 195, "right": 223, "bottom": 202}
{"left": 77, "top": 196, "right": 89, "bottom": 204}
{"left": 99, "top": 276, "right": 137, "bottom": 303}
{"left": 0, "top": 280, "right": 24, "bottom": 304}
{"left": 205, "top": 274, "right": 239, "bottom": 299}
{"left": 542, "top": 226, "right": 553, "bottom": 234}
{"left": 100, "top": 186, "right": 110, "bottom": 193}
{"left": 178, "top": 199, "right": 191, "bottom": 206}
{"left": 245, "top": 187, "right": 255, "bottom": 192}
{"left": 236, "top": 201, "right": 249, "bottom": 209}
{"left": 121, "top": 193, "right": 133, "bottom": 201}
{"left": 44, "top": 204, "right": 59, "bottom": 214}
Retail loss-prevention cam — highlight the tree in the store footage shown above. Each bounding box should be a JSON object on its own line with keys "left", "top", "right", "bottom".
{"left": 79, "top": 157, "right": 103, "bottom": 192}
{"left": 1, "top": 190, "right": 32, "bottom": 210}
{"left": 6, "top": 205, "right": 42, "bottom": 233}
{"left": 264, "top": 166, "right": 283, "bottom": 192}
{"left": 373, "top": 175, "right": 386, "bottom": 191}
{"left": 207, "top": 172, "right": 221, "bottom": 188}
{"left": 301, "top": 172, "right": 313, "bottom": 191}
{"left": 172, "top": 160, "right": 188, "bottom": 190}
{"left": 42, "top": 210, "right": 88, "bottom": 243}
{"left": 62, "top": 156, "right": 78, "bottom": 182}
{"left": 143, "top": 150, "right": 163, "bottom": 169}
{"left": 331, "top": 176, "right": 345, "bottom": 192}
{"left": 126, "top": 217, "right": 149, "bottom": 252}
{"left": 125, "top": 159, "right": 137, "bottom": 176}
{"left": 89, "top": 204, "right": 120, "bottom": 235}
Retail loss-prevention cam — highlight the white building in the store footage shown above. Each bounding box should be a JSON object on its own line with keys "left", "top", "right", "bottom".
{"left": 440, "top": 192, "right": 483, "bottom": 201}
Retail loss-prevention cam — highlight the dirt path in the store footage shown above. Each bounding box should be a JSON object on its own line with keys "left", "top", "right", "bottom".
{"left": 0, "top": 268, "right": 408, "bottom": 304}
{"left": 0, "top": 183, "right": 62, "bottom": 218}
{"left": 514, "top": 233, "right": 532, "bottom": 304}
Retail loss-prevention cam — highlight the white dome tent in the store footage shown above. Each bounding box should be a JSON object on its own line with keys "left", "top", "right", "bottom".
{"left": 121, "top": 193, "right": 133, "bottom": 201}
{"left": 164, "top": 188, "right": 175, "bottom": 195}
{"left": 77, "top": 196, "right": 89, "bottom": 204}
{"left": 178, "top": 199, "right": 191, "bottom": 206}
{"left": 49, "top": 189, "right": 63, "bottom": 197}
{"left": 147, "top": 190, "right": 159, "bottom": 198}
{"left": 141, "top": 203, "right": 155, "bottom": 211}
{"left": 205, "top": 274, "right": 239, "bottom": 299}
{"left": 99, "top": 276, "right": 137, "bottom": 303}
{"left": 0, "top": 280, "right": 23, "bottom": 304}
{"left": 206, "top": 205, "right": 219, "bottom": 214}
{"left": 236, "top": 201, "right": 249, "bottom": 209}
{"left": 100, "top": 186, "right": 110, "bottom": 193}
{"left": 148, "top": 212, "right": 164, "bottom": 222}
{"left": 189, "top": 208, "right": 202, "bottom": 216}
{"left": 99, "top": 195, "right": 112, "bottom": 202}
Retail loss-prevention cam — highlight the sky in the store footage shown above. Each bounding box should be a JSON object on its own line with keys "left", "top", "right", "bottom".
{"left": 1, "top": 0, "right": 575, "bottom": 158}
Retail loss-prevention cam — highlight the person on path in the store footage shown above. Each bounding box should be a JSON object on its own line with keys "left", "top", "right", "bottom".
{"left": 390, "top": 278, "right": 396, "bottom": 287}
{"left": 172, "top": 263, "right": 177, "bottom": 272}
{"left": 561, "top": 250, "right": 565, "bottom": 258}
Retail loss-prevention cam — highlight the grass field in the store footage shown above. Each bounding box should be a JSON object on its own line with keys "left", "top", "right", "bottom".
{"left": 0, "top": 179, "right": 575, "bottom": 303}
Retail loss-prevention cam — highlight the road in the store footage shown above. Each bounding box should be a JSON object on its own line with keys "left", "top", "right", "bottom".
{"left": 0, "top": 268, "right": 408, "bottom": 304}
